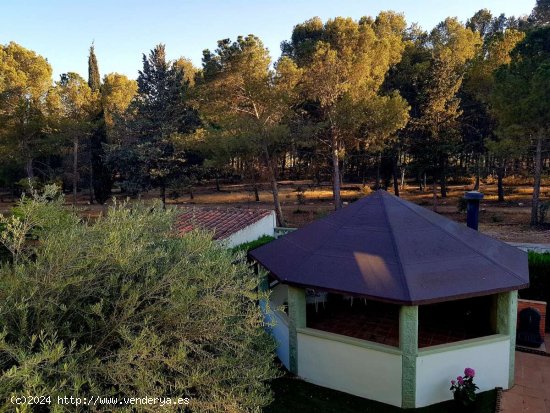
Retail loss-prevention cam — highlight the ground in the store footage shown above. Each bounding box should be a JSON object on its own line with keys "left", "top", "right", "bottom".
{"left": 2, "top": 176, "right": 547, "bottom": 243}
{"left": 265, "top": 374, "right": 497, "bottom": 413}
{"left": 501, "top": 348, "right": 550, "bottom": 413}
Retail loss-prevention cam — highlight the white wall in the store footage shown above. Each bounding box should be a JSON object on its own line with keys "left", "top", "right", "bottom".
{"left": 225, "top": 212, "right": 276, "bottom": 247}
{"left": 415, "top": 335, "right": 510, "bottom": 407}
{"left": 297, "top": 328, "right": 403, "bottom": 407}
{"left": 266, "top": 311, "right": 290, "bottom": 369}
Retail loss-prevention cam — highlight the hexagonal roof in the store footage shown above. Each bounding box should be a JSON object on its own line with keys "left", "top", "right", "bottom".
{"left": 249, "top": 190, "right": 529, "bottom": 305}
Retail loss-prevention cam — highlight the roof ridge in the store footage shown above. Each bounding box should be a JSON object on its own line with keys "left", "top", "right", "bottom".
{"left": 379, "top": 191, "right": 413, "bottom": 303}
{"left": 386, "top": 192, "right": 527, "bottom": 285}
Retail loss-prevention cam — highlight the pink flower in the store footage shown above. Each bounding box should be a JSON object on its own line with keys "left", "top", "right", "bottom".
{"left": 457, "top": 376, "right": 464, "bottom": 385}
{"left": 451, "top": 380, "right": 456, "bottom": 385}
{"left": 464, "top": 367, "right": 475, "bottom": 378}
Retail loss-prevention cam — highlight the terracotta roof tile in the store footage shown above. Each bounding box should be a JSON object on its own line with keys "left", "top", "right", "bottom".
{"left": 176, "top": 206, "right": 273, "bottom": 240}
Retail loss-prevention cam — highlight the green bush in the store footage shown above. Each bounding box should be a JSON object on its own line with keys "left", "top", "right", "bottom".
{"left": 232, "top": 235, "right": 275, "bottom": 254}
{"left": 0, "top": 187, "right": 278, "bottom": 412}
{"left": 522, "top": 252, "right": 550, "bottom": 331}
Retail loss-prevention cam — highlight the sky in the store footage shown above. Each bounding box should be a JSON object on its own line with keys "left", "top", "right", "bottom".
{"left": 1, "top": 0, "right": 536, "bottom": 81}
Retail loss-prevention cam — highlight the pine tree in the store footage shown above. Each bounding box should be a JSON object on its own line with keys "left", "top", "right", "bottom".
{"left": 108, "top": 44, "right": 200, "bottom": 205}
{"left": 532, "top": 0, "right": 550, "bottom": 27}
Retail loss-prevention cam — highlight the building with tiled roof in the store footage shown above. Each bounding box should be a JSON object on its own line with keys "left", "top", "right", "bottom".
{"left": 176, "top": 206, "right": 276, "bottom": 247}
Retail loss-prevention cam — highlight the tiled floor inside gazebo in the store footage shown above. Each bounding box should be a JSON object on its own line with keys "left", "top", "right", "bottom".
{"left": 306, "top": 295, "right": 494, "bottom": 348}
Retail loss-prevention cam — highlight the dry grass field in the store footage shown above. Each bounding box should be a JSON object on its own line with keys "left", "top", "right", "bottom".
{"left": 1, "top": 176, "right": 548, "bottom": 243}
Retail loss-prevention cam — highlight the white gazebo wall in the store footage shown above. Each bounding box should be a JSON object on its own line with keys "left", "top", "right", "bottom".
{"left": 224, "top": 212, "right": 276, "bottom": 247}
{"left": 267, "top": 310, "right": 290, "bottom": 369}
{"left": 415, "top": 334, "right": 510, "bottom": 407}
{"left": 264, "top": 284, "right": 290, "bottom": 369}
{"left": 297, "top": 328, "right": 403, "bottom": 407}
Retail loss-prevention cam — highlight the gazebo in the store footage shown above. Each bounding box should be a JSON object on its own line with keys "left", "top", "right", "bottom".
{"left": 250, "top": 190, "right": 529, "bottom": 408}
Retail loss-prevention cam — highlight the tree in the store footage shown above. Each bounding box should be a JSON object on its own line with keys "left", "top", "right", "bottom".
{"left": 199, "top": 36, "right": 301, "bottom": 225}
{"left": 531, "top": 0, "right": 550, "bottom": 27}
{"left": 0, "top": 187, "right": 278, "bottom": 412}
{"left": 108, "top": 44, "right": 200, "bottom": 205}
{"left": 463, "top": 24, "right": 525, "bottom": 199}
{"left": 87, "top": 45, "right": 113, "bottom": 204}
{"left": 491, "top": 27, "right": 550, "bottom": 225}
{"left": 383, "top": 24, "right": 432, "bottom": 193}
{"left": 88, "top": 44, "right": 101, "bottom": 92}
{"left": 174, "top": 57, "right": 198, "bottom": 86}
{"left": 0, "top": 42, "right": 54, "bottom": 179}
{"left": 101, "top": 73, "right": 137, "bottom": 133}
{"left": 48, "top": 72, "right": 97, "bottom": 204}
{"left": 284, "top": 13, "right": 410, "bottom": 209}
{"left": 415, "top": 18, "right": 481, "bottom": 197}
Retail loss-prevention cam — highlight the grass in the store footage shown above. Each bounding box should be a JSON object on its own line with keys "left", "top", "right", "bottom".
{"left": 264, "top": 375, "right": 496, "bottom": 413}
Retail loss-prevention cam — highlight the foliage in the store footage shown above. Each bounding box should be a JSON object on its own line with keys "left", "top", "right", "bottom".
{"left": 87, "top": 45, "right": 101, "bottom": 92}
{"left": 101, "top": 72, "right": 138, "bottom": 134}
{"left": 231, "top": 235, "right": 275, "bottom": 254}
{"left": 413, "top": 18, "right": 481, "bottom": 195}
{"left": 285, "top": 13, "right": 410, "bottom": 208}
{"left": 0, "top": 187, "right": 278, "bottom": 412}
{"left": 450, "top": 368, "right": 479, "bottom": 407}
{"left": 107, "top": 44, "right": 201, "bottom": 202}
{"left": 520, "top": 252, "right": 550, "bottom": 330}
{"left": 0, "top": 42, "right": 54, "bottom": 178}
{"left": 199, "top": 35, "right": 301, "bottom": 225}
{"left": 87, "top": 45, "right": 113, "bottom": 204}
{"left": 491, "top": 27, "right": 550, "bottom": 225}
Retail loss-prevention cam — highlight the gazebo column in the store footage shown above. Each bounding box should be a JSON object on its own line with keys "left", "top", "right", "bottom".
{"left": 400, "top": 305, "right": 418, "bottom": 409}
{"left": 288, "top": 286, "right": 306, "bottom": 375}
{"left": 496, "top": 290, "right": 518, "bottom": 388}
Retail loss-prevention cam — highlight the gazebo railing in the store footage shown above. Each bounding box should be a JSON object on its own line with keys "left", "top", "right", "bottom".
{"left": 274, "top": 227, "right": 297, "bottom": 238}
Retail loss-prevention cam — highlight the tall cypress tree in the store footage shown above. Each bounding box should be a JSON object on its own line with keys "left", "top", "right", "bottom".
{"left": 87, "top": 44, "right": 112, "bottom": 204}
{"left": 88, "top": 45, "right": 101, "bottom": 92}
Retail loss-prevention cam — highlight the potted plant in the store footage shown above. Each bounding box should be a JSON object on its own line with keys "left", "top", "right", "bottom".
{"left": 450, "top": 367, "right": 479, "bottom": 409}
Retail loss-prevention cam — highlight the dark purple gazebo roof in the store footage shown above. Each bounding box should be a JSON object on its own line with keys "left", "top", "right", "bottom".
{"left": 249, "top": 190, "right": 529, "bottom": 305}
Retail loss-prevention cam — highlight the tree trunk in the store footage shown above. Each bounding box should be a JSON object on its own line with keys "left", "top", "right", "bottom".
{"left": 73, "top": 138, "right": 79, "bottom": 205}
{"left": 25, "top": 158, "right": 34, "bottom": 179}
{"left": 392, "top": 155, "right": 400, "bottom": 197}
{"left": 215, "top": 174, "right": 221, "bottom": 192}
{"left": 432, "top": 177, "right": 438, "bottom": 212}
{"left": 474, "top": 154, "right": 481, "bottom": 190}
{"left": 89, "top": 158, "right": 94, "bottom": 204}
{"left": 531, "top": 134, "right": 543, "bottom": 226}
{"left": 263, "top": 145, "right": 286, "bottom": 227}
{"left": 375, "top": 153, "right": 382, "bottom": 190}
{"left": 439, "top": 157, "right": 447, "bottom": 198}
{"left": 331, "top": 132, "right": 342, "bottom": 210}
{"left": 250, "top": 166, "right": 260, "bottom": 202}
{"left": 423, "top": 172, "right": 427, "bottom": 192}
{"left": 497, "top": 164, "right": 505, "bottom": 202}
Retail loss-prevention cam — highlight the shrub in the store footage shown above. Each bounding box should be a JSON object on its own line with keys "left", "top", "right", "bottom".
{"left": 231, "top": 235, "right": 275, "bottom": 254}
{"left": 0, "top": 187, "right": 278, "bottom": 412}
{"left": 450, "top": 367, "right": 478, "bottom": 407}
{"left": 522, "top": 252, "right": 550, "bottom": 330}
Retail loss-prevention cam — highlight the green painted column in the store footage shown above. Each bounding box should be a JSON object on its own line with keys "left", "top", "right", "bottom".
{"left": 496, "top": 290, "right": 518, "bottom": 388}
{"left": 400, "top": 305, "right": 418, "bottom": 409}
{"left": 288, "top": 286, "right": 306, "bottom": 375}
